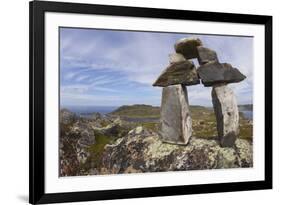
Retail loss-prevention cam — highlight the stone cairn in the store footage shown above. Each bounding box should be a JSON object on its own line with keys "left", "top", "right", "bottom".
{"left": 153, "top": 37, "right": 246, "bottom": 147}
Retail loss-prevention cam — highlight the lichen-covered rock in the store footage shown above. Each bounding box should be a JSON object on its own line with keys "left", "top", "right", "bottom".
{"left": 91, "top": 112, "right": 102, "bottom": 120}
{"left": 93, "top": 116, "right": 134, "bottom": 138}
{"left": 59, "top": 111, "right": 96, "bottom": 176}
{"left": 174, "top": 37, "right": 202, "bottom": 59}
{"left": 153, "top": 60, "right": 199, "bottom": 87}
{"left": 60, "top": 108, "right": 77, "bottom": 125}
{"left": 212, "top": 85, "right": 239, "bottom": 147}
{"left": 88, "top": 113, "right": 115, "bottom": 128}
{"left": 235, "top": 139, "right": 253, "bottom": 167}
{"left": 159, "top": 85, "right": 192, "bottom": 144}
{"left": 197, "top": 61, "right": 246, "bottom": 86}
{"left": 100, "top": 127, "right": 253, "bottom": 174}
{"left": 69, "top": 121, "right": 96, "bottom": 146}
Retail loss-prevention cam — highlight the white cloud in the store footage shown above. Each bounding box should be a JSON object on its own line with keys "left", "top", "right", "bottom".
{"left": 60, "top": 28, "right": 253, "bottom": 106}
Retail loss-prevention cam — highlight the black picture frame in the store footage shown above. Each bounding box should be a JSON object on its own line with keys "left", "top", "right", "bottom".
{"left": 29, "top": 0, "right": 272, "bottom": 204}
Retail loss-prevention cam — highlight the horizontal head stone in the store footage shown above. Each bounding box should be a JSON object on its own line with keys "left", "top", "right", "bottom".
{"left": 153, "top": 60, "right": 200, "bottom": 87}
{"left": 197, "top": 61, "right": 246, "bottom": 86}
{"left": 174, "top": 37, "right": 202, "bottom": 59}
{"left": 197, "top": 46, "right": 219, "bottom": 65}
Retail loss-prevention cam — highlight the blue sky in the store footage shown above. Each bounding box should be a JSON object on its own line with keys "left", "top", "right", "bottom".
{"left": 60, "top": 27, "right": 253, "bottom": 107}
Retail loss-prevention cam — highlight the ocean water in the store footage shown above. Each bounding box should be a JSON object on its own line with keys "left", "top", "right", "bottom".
{"left": 62, "top": 105, "right": 253, "bottom": 120}
{"left": 241, "top": 110, "right": 253, "bottom": 120}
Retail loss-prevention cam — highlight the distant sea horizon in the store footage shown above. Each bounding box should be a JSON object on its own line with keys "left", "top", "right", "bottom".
{"left": 61, "top": 104, "right": 253, "bottom": 120}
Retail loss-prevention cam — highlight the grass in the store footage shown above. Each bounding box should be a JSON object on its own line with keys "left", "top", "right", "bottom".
{"left": 110, "top": 104, "right": 160, "bottom": 118}
{"left": 137, "top": 122, "right": 159, "bottom": 132}
{"left": 239, "top": 124, "right": 253, "bottom": 141}
{"left": 239, "top": 116, "right": 253, "bottom": 141}
{"left": 191, "top": 108, "right": 253, "bottom": 141}
{"left": 111, "top": 104, "right": 253, "bottom": 140}
{"left": 83, "top": 132, "right": 116, "bottom": 170}
{"left": 67, "top": 105, "right": 253, "bottom": 174}
{"left": 191, "top": 108, "right": 218, "bottom": 139}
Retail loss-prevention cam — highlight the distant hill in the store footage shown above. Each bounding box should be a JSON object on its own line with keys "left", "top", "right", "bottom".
{"left": 110, "top": 104, "right": 160, "bottom": 118}
{"left": 110, "top": 104, "right": 253, "bottom": 118}
{"left": 110, "top": 104, "right": 212, "bottom": 118}
{"left": 238, "top": 104, "right": 253, "bottom": 111}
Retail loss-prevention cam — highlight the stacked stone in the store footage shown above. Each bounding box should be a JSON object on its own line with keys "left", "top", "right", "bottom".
{"left": 195, "top": 41, "right": 245, "bottom": 147}
{"left": 153, "top": 37, "right": 246, "bottom": 147}
{"left": 153, "top": 38, "right": 201, "bottom": 145}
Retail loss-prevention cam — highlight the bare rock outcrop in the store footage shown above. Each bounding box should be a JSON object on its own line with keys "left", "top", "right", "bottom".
{"left": 100, "top": 127, "right": 253, "bottom": 174}
{"left": 59, "top": 111, "right": 96, "bottom": 176}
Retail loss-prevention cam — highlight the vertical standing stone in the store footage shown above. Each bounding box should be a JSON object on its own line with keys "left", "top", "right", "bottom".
{"left": 159, "top": 84, "right": 192, "bottom": 144}
{"left": 212, "top": 85, "right": 239, "bottom": 147}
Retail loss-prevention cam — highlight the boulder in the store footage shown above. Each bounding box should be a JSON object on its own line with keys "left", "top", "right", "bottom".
{"left": 100, "top": 127, "right": 253, "bottom": 174}
{"left": 197, "top": 61, "right": 246, "bottom": 86}
{"left": 91, "top": 112, "right": 102, "bottom": 121}
{"left": 60, "top": 108, "right": 77, "bottom": 125}
{"left": 70, "top": 121, "right": 96, "bottom": 146}
{"left": 212, "top": 85, "right": 239, "bottom": 147}
{"left": 197, "top": 46, "right": 219, "bottom": 65}
{"left": 153, "top": 60, "right": 200, "bottom": 87}
{"left": 159, "top": 85, "right": 192, "bottom": 144}
{"left": 174, "top": 37, "right": 202, "bottom": 59}
{"left": 59, "top": 111, "right": 96, "bottom": 176}
{"left": 169, "top": 53, "right": 186, "bottom": 64}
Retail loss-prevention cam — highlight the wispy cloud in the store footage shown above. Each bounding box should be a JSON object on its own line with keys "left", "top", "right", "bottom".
{"left": 60, "top": 28, "right": 253, "bottom": 107}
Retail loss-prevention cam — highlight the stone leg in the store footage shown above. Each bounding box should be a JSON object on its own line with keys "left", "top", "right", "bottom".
{"left": 159, "top": 84, "right": 192, "bottom": 145}
{"left": 212, "top": 85, "right": 239, "bottom": 147}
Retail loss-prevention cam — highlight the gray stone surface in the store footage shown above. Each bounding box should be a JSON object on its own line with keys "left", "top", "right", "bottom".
{"left": 169, "top": 53, "right": 186, "bottom": 64}
{"left": 174, "top": 37, "right": 202, "bottom": 59}
{"left": 100, "top": 128, "right": 253, "bottom": 174}
{"left": 197, "top": 61, "right": 246, "bottom": 86}
{"left": 60, "top": 108, "right": 77, "bottom": 125}
{"left": 212, "top": 85, "right": 239, "bottom": 147}
{"left": 153, "top": 60, "right": 200, "bottom": 87}
{"left": 159, "top": 85, "right": 192, "bottom": 144}
{"left": 197, "top": 46, "right": 219, "bottom": 65}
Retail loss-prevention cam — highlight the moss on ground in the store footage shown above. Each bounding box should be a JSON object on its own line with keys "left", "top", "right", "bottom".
{"left": 138, "top": 122, "right": 159, "bottom": 132}
{"left": 110, "top": 104, "right": 160, "bottom": 118}
{"left": 84, "top": 105, "right": 253, "bottom": 171}
{"left": 83, "top": 132, "right": 116, "bottom": 170}
{"left": 239, "top": 120, "right": 253, "bottom": 141}
{"left": 116, "top": 105, "right": 253, "bottom": 141}
{"left": 191, "top": 109, "right": 253, "bottom": 141}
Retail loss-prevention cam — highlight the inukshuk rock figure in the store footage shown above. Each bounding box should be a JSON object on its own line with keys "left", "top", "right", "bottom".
{"left": 153, "top": 37, "right": 246, "bottom": 147}
{"left": 196, "top": 44, "right": 246, "bottom": 147}
{"left": 152, "top": 38, "right": 201, "bottom": 144}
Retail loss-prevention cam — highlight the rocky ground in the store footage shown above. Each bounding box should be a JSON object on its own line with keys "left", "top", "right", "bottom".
{"left": 59, "top": 105, "right": 253, "bottom": 176}
{"left": 100, "top": 127, "right": 252, "bottom": 174}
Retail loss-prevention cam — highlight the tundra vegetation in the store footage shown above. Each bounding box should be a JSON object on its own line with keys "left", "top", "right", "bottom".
{"left": 59, "top": 104, "right": 253, "bottom": 176}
